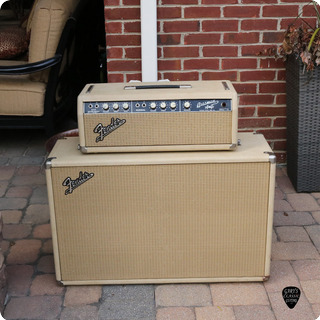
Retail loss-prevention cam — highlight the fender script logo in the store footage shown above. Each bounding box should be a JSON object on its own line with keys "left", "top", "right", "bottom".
{"left": 94, "top": 118, "right": 126, "bottom": 143}
{"left": 62, "top": 171, "right": 94, "bottom": 195}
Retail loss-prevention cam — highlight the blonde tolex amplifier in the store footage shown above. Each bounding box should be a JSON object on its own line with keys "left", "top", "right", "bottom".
{"left": 77, "top": 80, "right": 238, "bottom": 153}
{"left": 45, "top": 133, "right": 275, "bottom": 285}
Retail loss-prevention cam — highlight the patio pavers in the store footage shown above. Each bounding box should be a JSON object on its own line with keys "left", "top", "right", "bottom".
{"left": 1, "top": 129, "right": 320, "bottom": 320}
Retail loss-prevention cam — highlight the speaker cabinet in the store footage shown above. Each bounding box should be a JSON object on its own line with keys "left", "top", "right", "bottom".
{"left": 46, "top": 133, "right": 275, "bottom": 285}
{"left": 77, "top": 80, "right": 238, "bottom": 153}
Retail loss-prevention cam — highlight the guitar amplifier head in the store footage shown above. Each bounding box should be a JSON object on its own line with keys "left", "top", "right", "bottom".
{"left": 45, "top": 133, "right": 276, "bottom": 285}
{"left": 77, "top": 80, "right": 238, "bottom": 153}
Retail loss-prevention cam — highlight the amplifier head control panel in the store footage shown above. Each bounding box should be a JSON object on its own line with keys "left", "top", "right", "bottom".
{"left": 78, "top": 80, "right": 238, "bottom": 153}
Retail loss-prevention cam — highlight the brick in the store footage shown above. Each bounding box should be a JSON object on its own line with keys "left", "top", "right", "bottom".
{"left": 23, "top": 204, "right": 50, "bottom": 225}
{"left": 258, "top": 106, "right": 286, "bottom": 117}
{"left": 105, "top": 21, "right": 122, "bottom": 33}
{"left": 12, "top": 174, "right": 46, "bottom": 186}
{"left": 105, "top": 0, "right": 119, "bottom": 5}
{"left": 37, "top": 255, "right": 55, "bottom": 273}
{"left": 241, "top": 19, "right": 277, "bottom": 30}
{"left": 238, "top": 107, "right": 255, "bottom": 117}
{"left": 224, "top": 32, "right": 259, "bottom": 44}
{"left": 42, "top": 239, "right": 53, "bottom": 254}
{"left": 155, "top": 284, "right": 212, "bottom": 307}
{"left": 264, "top": 261, "right": 300, "bottom": 293}
{"left": 1, "top": 210, "right": 22, "bottom": 224}
{"left": 287, "top": 194, "right": 320, "bottom": 212}
{"left": 276, "top": 226, "right": 310, "bottom": 242}
{"left": 163, "top": 71, "right": 199, "bottom": 81}
{"left": 263, "top": 32, "right": 284, "bottom": 43}
{"left": 0, "top": 166, "right": 15, "bottom": 180}
{"left": 243, "top": 0, "right": 276, "bottom": 2}
{"left": 64, "top": 286, "right": 102, "bottom": 306}
{"left": 203, "top": 46, "right": 238, "bottom": 57}
{"left": 124, "top": 47, "right": 141, "bottom": 59}
{"left": 274, "top": 199, "right": 293, "bottom": 212}
{"left": 257, "top": 129, "right": 286, "bottom": 140}
{"left": 108, "top": 47, "right": 123, "bottom": 59}
{"left": 203, "top": 0, "right": 237, "bottom": 3}
{"left": 276, "top": 175, "right": 295, "bottom": 193}
{"left": 210, "top": 283, "right": 269, "bottom": 306}
{"left": 184, "top": 7, "right": 220, "bottom": 18}
{"left": 4, "top": 296, "right": 62, "bottom": 320}
{"left": 126, "top": 72, "right": 142, "bottom": 82}
{"left": 202, "top": 20, "right": 238, "bottom": 32}
{"left": 202, "top": 71, "right": 238, "bottom": 81}
{"left": 195, "top": 306, "right": 235, "bottom": 320}
{"left": 99, "top": 285, "right": 155, "bottom": 319}
{"left": 105, "top": 8, "right": 140, "bottom": 20}
{"left": 292, "top": 260, "right": 320, "bottom": 281}
{"left": 263, "top": 5, "right": 299, "bottom": 17}
{"left": 259, "top": 82, "right": 286, "bottom": 93}
{"left": 158, "top": 59, "right": 182, "bottom": 71}
{"left": 305, "top": 225, "right": 320, "bottom": 253}
{"left": 162, "top": 0, "right": 198, "bottom": 3}
{"left": 6, "top": 186, "right": 32, "bottom": 198}
{"left": 157, "top": 307, "right": 195, "bottom": 320}
{"left": 123, "top": 0, "right": 139, "bottom": 4}
{"left": 239, "top": 94, "right": 274, "bottom": 105}
{"left": 312, "top": 304, "right": 320, "bottom": 319}
{"left": 233, "top": 83, "right": 257, "bottom": 94}
{"left": 158, "top": 34, "right": 181, "bottom": 45}
{"left": 269, "top": 291, "right": 315, "bottom": 320}
{"left": 163, "top": 20, "right": 199, "bottom": 33}
{"left": 124, "top": 21, "right": 140, "bottom": 33}
{"left": 6, "top": 239, "right": 42, "bottom": 265}
{"left": 224, "top": 6, "right": 260, "bottom": 18}
{"left": 184, "top": 59, "right": 219, "bottom": 70}
{"left": 240, "top": 71, "right": 276, "bottom": 81}
{"left": 0, "top": 198, "right": 27, "bottom": 210}
{"left": 60, "top": 306, "right": 99, "bottom": 320}
{"left": 30, "top": 274, "right": 64, "bottom": 296}
{"left": 273, "top": 211, "right": 316, "bottom": 226}
{"left": 33, "top": 224, "right": 52, "bottom": 239}
{"left": 242, "top": 44, "right": 276, "bottom": 57}
{"left": 6, "top": 265, "right": 33, "bottom": 296}
{"left": 271, "top": 242, "right": 320, "bottom": 260}
{"left": 233, "top": 306, "right": 276, "bottom": 320}
{"left": 0, "top": 181, "right": 8, "bottom": 197}
{"left": 163, "top": 46, "right": 199, "bottom": 58}
{"left": 107, "top": 34, "right": 140, "bottom": 46}
{"left": 312, "top": 211, "right": 320, "bottom": 224}
{"left": 108, "top": 60, "right": 141, "bottom": 72}
{"left": 238, "top": 118, "right": 272, "bottom": 129}
{"left": 158, "top": 7, "right": 182, "bottom": 19}
{"left": 3, "top": 224, "right": 32, "bottom": 239}
{"left": 107, "top": 73, "right": 124, "bottom": 82}
{"left": 274, "top": 117, "right": 286, "bottom": 127}
{"left": 260, "top": 59, "right": 285, "bottom": 69}
{"left": 222, "top": 58, "right": 257, "bottom": 70}
{"left": 185, "top": 33, "right": 220, "bottom": 45}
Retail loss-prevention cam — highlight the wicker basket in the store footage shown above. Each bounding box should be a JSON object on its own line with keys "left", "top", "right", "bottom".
{"left": 286, "top": 55, "right": 320, "bottom": 192}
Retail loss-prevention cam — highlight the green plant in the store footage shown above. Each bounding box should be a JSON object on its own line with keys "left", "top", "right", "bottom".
{"left": 280, "top": 0, "right": 320, "bottom": 71}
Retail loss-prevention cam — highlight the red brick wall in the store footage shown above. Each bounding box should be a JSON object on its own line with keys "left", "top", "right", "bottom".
{"left": 104, "top": 0, "right": 317, "bottom": 163}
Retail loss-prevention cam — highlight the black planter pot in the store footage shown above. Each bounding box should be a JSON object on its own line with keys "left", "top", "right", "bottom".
{"left": 286, "top": 55, "right": 320, "bottom": 192}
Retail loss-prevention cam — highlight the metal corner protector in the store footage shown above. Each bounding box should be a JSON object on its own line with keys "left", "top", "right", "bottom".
{"left": 45, "top": 157, "right": 57, "bottom": 169}
{"left": 264, "top": 152, "right": 276, "bottom": 164}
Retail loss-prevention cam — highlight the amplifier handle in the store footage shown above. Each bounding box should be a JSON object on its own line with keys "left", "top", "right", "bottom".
{"left": 124, "top": 84, "right": 192, "bottom": 90}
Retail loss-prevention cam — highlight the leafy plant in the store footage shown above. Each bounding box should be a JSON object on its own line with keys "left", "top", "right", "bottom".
{"left": 279, "top": 0, "right": 320, "bottom": 71}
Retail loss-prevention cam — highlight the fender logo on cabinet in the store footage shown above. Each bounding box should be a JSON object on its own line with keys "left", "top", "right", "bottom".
{"left": 94, "top": 118, "right": 126, "bottom": 143}
{"left": 62, "top": 171, "right": 94, "bottom": 195}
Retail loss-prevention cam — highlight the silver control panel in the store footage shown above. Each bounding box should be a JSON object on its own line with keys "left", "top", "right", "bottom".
{"left": 84, "top": 99, "right": 232, "bottom": 114}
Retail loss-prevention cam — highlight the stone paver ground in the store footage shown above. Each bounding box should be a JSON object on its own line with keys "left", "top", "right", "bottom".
{"left": 1, "top": 129, "right": 320, "bottom": 320}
